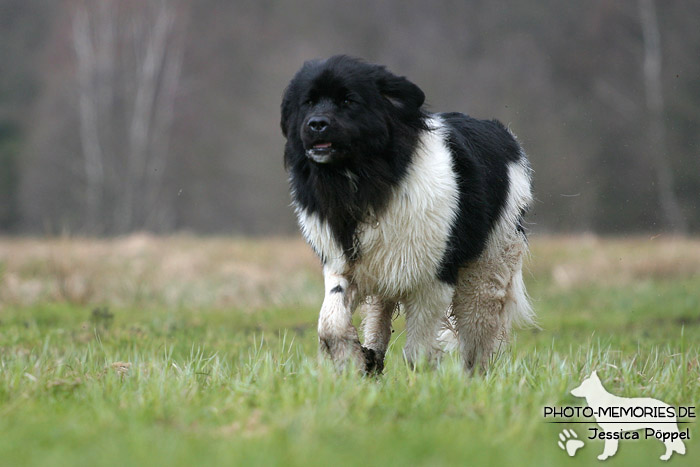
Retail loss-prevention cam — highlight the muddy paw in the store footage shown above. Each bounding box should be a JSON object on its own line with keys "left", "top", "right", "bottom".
{"left": 361, "top": 347, "right": 385, "bottom": 375}
{"left": 319, "top": 336, "right": 366, "bottom": 372}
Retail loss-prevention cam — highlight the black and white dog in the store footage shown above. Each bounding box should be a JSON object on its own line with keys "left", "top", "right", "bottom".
{"left": 281, "top": 55, "right": 533, "bottom": 373}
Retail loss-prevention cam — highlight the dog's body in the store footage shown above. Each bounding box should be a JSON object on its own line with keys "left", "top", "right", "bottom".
{"left": 571, "top": 371, "right": 686, "bottom": 461}
{"left": 281, "top": 55, "right": 533, "bottom": 373}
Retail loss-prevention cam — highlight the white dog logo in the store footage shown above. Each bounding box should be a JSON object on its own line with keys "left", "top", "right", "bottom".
{"left": 571, "top": 371, "right": 687, "bottom": 461}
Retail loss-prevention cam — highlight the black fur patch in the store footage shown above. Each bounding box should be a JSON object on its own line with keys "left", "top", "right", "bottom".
{"left": 330, "top": 285, "right": 344, "bottom": 294}
{"left": 436, "top": 114, "right": 525, "bottom": 284}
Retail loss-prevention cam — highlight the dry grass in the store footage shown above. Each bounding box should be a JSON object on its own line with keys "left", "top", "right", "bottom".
{"left": 0, "top": 234, "right": 320, "bottom": 310}
{"left": 529, "top": 234, "right": 700, "bottom": 289}
{"left": 1, "top": 234, "right": 699, "bottom": 309}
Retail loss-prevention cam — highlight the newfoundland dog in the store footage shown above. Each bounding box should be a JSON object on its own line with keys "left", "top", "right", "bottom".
{"left": 281, "top": 55, "right": 534, "bottom": 374}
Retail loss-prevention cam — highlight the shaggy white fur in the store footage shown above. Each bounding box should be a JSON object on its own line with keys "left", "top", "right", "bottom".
{"left": 352, "top": 116, "right": 459, "bottom": 298}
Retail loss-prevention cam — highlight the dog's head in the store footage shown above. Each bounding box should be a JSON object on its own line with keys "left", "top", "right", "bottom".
{"left": 281, "top": 55, "right": 425, "bottom": 166}
{"left": 570, "top": 370, "right": 602, "bottom": 398}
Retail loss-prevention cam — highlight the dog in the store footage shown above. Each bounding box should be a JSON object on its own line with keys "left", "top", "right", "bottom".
{"left": 280, "top": 55, "right": 534, "bottom": 373}
{"left": 571, "top": 371, "right": 686, "bottom": 461}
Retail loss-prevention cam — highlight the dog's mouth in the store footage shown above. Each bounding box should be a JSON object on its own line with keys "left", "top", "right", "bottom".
{"left": 306, "top": 142, "right": 336, "bottom": 164}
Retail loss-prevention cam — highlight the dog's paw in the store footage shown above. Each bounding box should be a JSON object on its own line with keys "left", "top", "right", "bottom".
{"left": 361, "top": 346, "right": 385, "bottom": 375}
{"left": 319, "top": 336, "right": 366, "bottom": 372}
{"left": 557, "top": 429, "right": 584, "bottom": 457}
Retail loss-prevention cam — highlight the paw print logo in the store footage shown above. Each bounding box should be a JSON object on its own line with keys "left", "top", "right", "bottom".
{"left": 558, "top": 428, "right": 585, "bottom": 457}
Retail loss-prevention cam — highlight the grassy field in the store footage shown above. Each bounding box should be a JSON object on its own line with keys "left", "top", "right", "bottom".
{"left": 0, "top": 235, "right": 699, "bottom": 466}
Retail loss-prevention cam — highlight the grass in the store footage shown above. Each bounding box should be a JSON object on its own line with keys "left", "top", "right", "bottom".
{"left": 0, "top": 235, "right": 699, "bottom": 466}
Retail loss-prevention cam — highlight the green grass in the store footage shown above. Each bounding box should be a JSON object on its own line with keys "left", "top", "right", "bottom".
{"left": 1, "top": 237, "right": 699, "bottom": 466}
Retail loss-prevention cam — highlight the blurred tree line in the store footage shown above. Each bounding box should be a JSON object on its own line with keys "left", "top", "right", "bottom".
{"left": 0, "top": 0, "right": 698, "bottom": 235}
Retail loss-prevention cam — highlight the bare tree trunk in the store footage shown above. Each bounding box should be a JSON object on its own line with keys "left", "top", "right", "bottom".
{"left": 144, "top": 13, "right": 185, "bottom": 231}
{"left": 73, "top": 6, "right": 106, "bottom": 234}
{"left": 639, "top": 0, "right": 687, "bottom": 233}
{"left": 119, "top": 1, "right": 174, "bottom": 232}
{"left": 71, "top": 0, "right": 185, "bottom": 234}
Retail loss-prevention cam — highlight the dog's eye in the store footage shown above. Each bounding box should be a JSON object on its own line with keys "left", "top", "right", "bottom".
{"left": 304, "top": 99, "right": 315, "bottom": 106}
{"left": 342, "top": 98, "right": 353, "bottom": 107}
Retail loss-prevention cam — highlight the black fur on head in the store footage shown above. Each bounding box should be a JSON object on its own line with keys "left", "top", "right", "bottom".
{"left": 281, "top": 55, "right": 427, "bottom": 261}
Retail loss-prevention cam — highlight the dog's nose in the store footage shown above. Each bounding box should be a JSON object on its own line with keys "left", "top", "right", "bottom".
{"left": 307, "top": 116, "right": 330, "bottom": 133}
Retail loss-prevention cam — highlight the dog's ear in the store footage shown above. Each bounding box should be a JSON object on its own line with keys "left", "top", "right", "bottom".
{"left": 590, "top": 370, "right": 598, "bottom": 380}
{"left": 280, "top": 86, "right": 294, "bottom": 138}
{"left": 376, "top": 69, "right": 425, "bottom": 112}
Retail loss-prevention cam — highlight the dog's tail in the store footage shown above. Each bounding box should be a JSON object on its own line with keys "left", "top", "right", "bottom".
{"left": 505, "top": 266, "right": 536, "bottom": 329}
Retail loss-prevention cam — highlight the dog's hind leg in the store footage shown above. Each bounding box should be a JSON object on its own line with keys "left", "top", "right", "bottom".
{"left": 359, "top": 297, "right": 396, "bottom": 374}
{"left": 452, "top": 231, "right": 533, "bottom": 372}
{"left": 452, "top": 270, "right": 505, "bottom": 372}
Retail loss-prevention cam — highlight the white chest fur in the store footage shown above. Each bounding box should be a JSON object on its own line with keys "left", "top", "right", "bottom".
{"left": 353, "top": 119, "right": 458, "bottom": 296}
{"left": 295, "top": 118, "right": 459, "bottom": 299}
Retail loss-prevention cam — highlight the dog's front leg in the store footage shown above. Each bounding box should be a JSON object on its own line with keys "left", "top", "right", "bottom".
{"left": 360, "top": 297, "right": 396, "bottom": 374}
{"left": 317, "top": 269, "right": 366, "bottom": 372}
{"left": 403, "top": 282, "right": 454, "bottom": 368}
